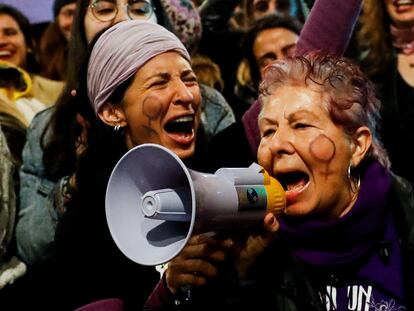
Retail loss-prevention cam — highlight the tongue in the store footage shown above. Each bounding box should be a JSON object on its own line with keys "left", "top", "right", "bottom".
{"left": 286, "top": 178, "right": 307, "bottom": 192}
{"left": 166, "top": 130, "right": 194, "bottom": 144}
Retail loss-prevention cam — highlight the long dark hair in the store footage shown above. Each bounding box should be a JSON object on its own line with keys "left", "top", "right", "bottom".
{"left": 356, "top": 0, "right": 392, "bottom": 79}
{"left": 74, "top": 34, "right": 130, "bottom": 195}
{"left": 42, "top": 0, "right": 177, "bottom": 181}
{"left": 52, "top": 32, "right": 159, "bottom": 310}
{"left": 39, "top": 20, "right": 69, "bottom": 80}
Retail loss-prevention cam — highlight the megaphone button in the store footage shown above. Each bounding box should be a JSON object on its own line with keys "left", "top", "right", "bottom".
{"left": 247, "top": 188, "right": 259, "bottom": 204}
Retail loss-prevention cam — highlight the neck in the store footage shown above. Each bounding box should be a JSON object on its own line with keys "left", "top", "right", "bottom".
{"left": 390, "top": 24, "right": 414, "bottom": 55}
{"left": 338, "top": 187, "right": 359, "bottom": 218}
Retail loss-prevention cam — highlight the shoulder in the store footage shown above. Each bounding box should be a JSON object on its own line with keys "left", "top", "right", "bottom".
{"left": 199, "top": 84, "right": 227, "bottom": 107}
{"left": 25, "top": 107, "right": 55, "bottom": 153}
{"left": 29, "top": 107, "right": 54, "bottom": 127}
{"left": 31, "top": 75, "right": 64, "bottom": 90}
{"left": 389, "top": 173, "right": 414, "bottom": 233}
{"left": 30, "top": 75, "right": 65, "bottom": 106}
{"left": 390, "top": 173, "right": 413, "bottom": 205}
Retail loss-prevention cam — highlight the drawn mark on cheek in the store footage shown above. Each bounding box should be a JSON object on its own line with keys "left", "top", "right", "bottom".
{"left": 309, "top": 134, "right": 336, "bottom": 177}
{"left": 142, "top": 95, "right": 164, "bottom": 136}
{"left": 310, "top": 134, "right": 335, "bottom": 161}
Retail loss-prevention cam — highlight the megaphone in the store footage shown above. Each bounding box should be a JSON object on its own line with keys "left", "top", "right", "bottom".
{"left": 106, "top": 144, "right": 285, "bottom": 266}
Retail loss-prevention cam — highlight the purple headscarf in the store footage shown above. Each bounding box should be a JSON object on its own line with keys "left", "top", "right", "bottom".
{"left": 87, "top": 20, "right": 191, "bottom": 114}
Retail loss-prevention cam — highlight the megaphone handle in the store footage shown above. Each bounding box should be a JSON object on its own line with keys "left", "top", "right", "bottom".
{"left": 174, "top": 286, "right": 192, "bottom": 306}
{"left": 182, "top": 285, "right": 192, "bottom": 301}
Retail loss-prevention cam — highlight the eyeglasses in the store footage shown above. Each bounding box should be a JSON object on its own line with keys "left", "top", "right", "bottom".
{"left": 89, "top": 0, "right": 155, "bottom": 22}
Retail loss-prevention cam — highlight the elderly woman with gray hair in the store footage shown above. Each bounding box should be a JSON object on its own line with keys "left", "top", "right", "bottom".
{"left": 145, "top": 52, "right": 414, "bottom": 311}
{"left": 51, "top": 20, "right": 205, "bottom": 310}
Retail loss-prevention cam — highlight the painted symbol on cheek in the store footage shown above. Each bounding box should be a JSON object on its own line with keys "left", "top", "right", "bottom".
{"left": 309, "top": 134, "right": 336, "bottom": 177}
{"left": 142, "top": 95, "right": 164, "bottom": 137}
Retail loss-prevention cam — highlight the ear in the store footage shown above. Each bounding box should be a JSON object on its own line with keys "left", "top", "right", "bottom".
{"left": 350, "top": 126, "right": 372, "bottom": 167}
{"left": 98, "top": 102, "right": 128, "bottom": 128}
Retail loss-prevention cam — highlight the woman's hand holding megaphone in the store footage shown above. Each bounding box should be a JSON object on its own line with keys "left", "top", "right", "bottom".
{"left": 165, "top": 212, "right": 281, "bottom": 294}
{"left": 235, "top": 212, "right": 280, "bottom": 278}
{"left": 165, "top": 234, "right": 234, "bottom": 294}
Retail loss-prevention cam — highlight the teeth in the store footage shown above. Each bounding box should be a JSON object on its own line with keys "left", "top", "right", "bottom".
{"left": 395, "top": 0, "right": 412, "bottom": 5}
{"left": 171, "top": 116, "right": 193, "bottom": 123}
{"left": 287, "top": 182, "right": 304, "bottom": 192}
{"left": 0, "top": 51, "right": 11, "bottom": 57}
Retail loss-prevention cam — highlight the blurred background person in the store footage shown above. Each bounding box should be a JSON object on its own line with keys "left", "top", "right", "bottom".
{"left": 198, "top": 0, "right": 304, "bottom": 120}
{"left": 0, "top": 4, "right": 63, "bottom": 126}
{"left": 236, "top": 12, "right": 302, "bottom": 112}
{"left": 0, "top": 4, "right": 63, "bottom": 169}
{"left": 38, "top": 0, "right": 77, "bottom": 81}
{"left": 357, "top": 0, "right": 414, "bottom": 184}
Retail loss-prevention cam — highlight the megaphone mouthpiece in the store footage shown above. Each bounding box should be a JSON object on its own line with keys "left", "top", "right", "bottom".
{"left": 141, "top": 188, "right": 191, "bottom": 221}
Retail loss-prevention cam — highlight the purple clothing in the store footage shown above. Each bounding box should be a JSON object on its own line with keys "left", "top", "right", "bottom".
{"left": 321, "top": 207, "right": 405, "bottom": 311}
{"left": 242, "top": 0, "right": 363, "bottom": 154}
{"left": 279, "top": 161, "right": 406, "bottom": 310}
{"left": 278, "top": 162, "right": 391, "bottom": 268}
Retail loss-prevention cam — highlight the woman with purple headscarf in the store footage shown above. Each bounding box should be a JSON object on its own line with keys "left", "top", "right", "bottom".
{"left": 51, "top": 20, "right": 204, "bottom": 310}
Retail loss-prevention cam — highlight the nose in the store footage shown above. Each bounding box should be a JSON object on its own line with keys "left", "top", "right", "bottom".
{"left": 267, "top": 128, "right": 295, "bottom": 158}
{"left": 112, "top": 5, "right": 130, "bottom": 24}
{"left": 0, "top": 32, "right": 7, "bottom": 45}
{"left": 172, "top": 80, "right": 195, "bottom": 107}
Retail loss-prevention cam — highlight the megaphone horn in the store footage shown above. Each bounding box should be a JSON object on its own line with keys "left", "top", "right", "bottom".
{"left": 106, "top": 144, "right": 285, "bottom": 266}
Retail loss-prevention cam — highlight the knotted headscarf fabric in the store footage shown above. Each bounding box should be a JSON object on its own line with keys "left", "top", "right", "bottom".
{"left": 87, "top": 20, "right": 191, "bottom": 114}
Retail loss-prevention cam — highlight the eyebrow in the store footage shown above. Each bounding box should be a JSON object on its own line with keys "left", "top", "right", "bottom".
{"left": 281, "top": 43, "right": 296, "bottom": 55}
{"left": 286, "top": 109, "right": 320, "bottom": 122}
{"left": 146, "top": 72, "right": 170, "bottom": 80}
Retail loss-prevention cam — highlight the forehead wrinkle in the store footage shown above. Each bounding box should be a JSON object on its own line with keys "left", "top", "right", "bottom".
{"left": 286, "top": 109, "right": 321, "bottom": 123}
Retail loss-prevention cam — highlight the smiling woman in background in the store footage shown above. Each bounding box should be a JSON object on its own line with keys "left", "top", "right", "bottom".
{"left": 38, "top": 0, "right": 77, "bottom": 80}
{"left": 0, "top": 4, "right": 63, "bottom": 126}
{"left": 357, "top": 0, "right": 414, "bottom": 184}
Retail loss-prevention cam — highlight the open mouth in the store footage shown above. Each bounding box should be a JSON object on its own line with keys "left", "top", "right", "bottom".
{"left": 276, "top": 170, "right": 310, "bottom": 194}
{"left": 393, "top": 0, "right": 413, "bottom": 7}
{"left": 164, "top": 115, "right": 195, "bottom": 144}
{"left": 0, "top": 51, "right": 12, "bottom": 58}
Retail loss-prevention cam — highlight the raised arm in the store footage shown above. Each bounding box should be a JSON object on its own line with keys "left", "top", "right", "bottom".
{"left": 295, "top": 0, "right": 362, "bottom": 55}
{"left": 243, "top": 0, "right": 363, "bottom": 155}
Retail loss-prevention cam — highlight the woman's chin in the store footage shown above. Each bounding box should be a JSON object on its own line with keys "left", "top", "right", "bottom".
{"left": 169, "top": 144, "right": 195, "bottom": 160}
{"left": 283, "top": 203, "right": 312, "bottom": 217}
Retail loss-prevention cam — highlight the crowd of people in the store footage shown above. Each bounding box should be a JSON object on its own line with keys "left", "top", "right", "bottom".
{"left": 0, "top": 0, "right": 413, "bottom": 310}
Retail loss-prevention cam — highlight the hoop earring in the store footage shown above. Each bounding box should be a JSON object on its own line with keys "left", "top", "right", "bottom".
{"left": 348, "top": 163, "right": 361, "bottom": 194}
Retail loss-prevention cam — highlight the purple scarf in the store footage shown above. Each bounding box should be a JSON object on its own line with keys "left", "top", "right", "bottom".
{"left": 278, "top": 161, "right": 392, "bottom": 269}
